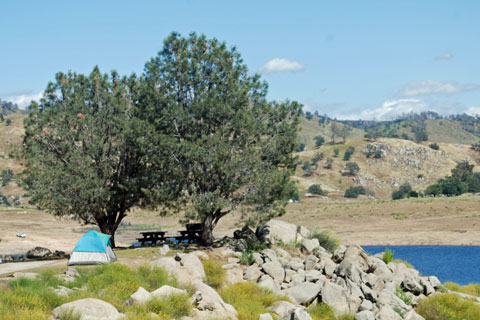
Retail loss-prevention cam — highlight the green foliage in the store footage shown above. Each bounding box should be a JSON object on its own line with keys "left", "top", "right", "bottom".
{"left": 472, "top": 142, "right": 480, "bottom": 152}
{"left": 239, "top": 251, "right": 256, "bottom": 265}
{"left": 311, "top": 152, "right": 324, "bottom": 165}
{"left": 444, "top": 282, "right": 480, "bottom": 297}
{"left": 365, "top": 144, "right": 383, "bottom": 159}
{"left": 424, "top": 161, "right": 480, "bottom": 197}
{"left": 344, "top": 186, "right": 366, "bottom": 198}
{"left": 308, "top": 184, "right": 326, "bottom": 196}
{"left": 5, "top": 119, "right": 11, "bottom": 126}
{"left": 333, "top": 148, "right": 339, "bottom": 157}
{"left": 305, "top": 111, "right": 313, "bottom": 120}
{"left": 310, "top": 230, "right": 339, "bottom": 252}
{"left": 314, "top": 135, "right": 325, "bottom": 148}
{"left": 392, "top": 183, "right": 414, "bottom": 200}
{"left": 302, "top": 161, "right": 314, "bottom": 177}
{"left": 383, "top": 249, "right": 394, "bottom": 264}
{"left": 325, "top": 157, "right": 333, "bottom": 169}
{"left": 57, "top": 308, "right": 82, "bottom": 320}
{"left": 416, "top": 293, "right": 480, "bottom": 320}
{"left": 307, "top": 302, "right": 336, "bottom": 320}
{"left": 429, "top": 143, "right": 440, "bottom": 150}
{"left": 20, "top": 68, "right": 178, "bottom": 247}
{"left": 0, "top": 169, "right": 14, "bottom": 187}
{"left": 219, "top": 282, "right": 289, "bottom": 320}
{"left": 395, "top": 286, "right": 412, "bottom": 305}
{"left": 138, "top": 32, "right": 302, "bottom": 244}
{"left": 342, "top": 151, "right": 352, "bottom": 161}
{"left": 344, "top": 162, "right": 360, "bottom": 176}
{"left": 146, "top": 294, "right": 192, "bottom": 319}
{"left": 202, "top": 259, "right": 226, "bottom": 289}
{"left": 296, "top": 143, "right": 306, "bottom": 152}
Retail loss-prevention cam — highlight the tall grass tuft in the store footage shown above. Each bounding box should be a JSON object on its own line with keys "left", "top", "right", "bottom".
{"left": 202, "top": 258, "right": 226, "bottom": 289}
{"left": 307, "top": 303, "right": 336, "bottom": 320}
{"left": 219, "top": 282, "right": 289, "bottom": 320}
{"left": 383, "top": 249, "right": 394, "bottom": 264}
{"left": 416, "top": 293, "right": 480, "bottom": 320}
{"left": 310, "top": 230, "right": 339, "bottom": 252}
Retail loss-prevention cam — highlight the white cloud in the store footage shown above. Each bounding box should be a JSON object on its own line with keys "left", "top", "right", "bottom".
{"left": 337, "top": 99, "right": 428, "bottom": 121}
{"left": 466, "top": 106, "right": 480, "bottom": 116}
{"left": 397, "top": 80, "right": 480, "bottom": 97}
{"left": 435, "top": 53, "right": 453, "bottom": 61}
{"left": 259, "top": 58, "right": 305, "bottom": 74}
{"left": 2, "top": 91, "right": 43, "bottom": 109}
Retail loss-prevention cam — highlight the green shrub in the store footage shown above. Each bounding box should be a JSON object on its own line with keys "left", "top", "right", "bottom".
{"left": 333, "top": 148, "right": 339, "bottom": 157}
{"left": 383, "top": 249, "right": 394, "bottom": 264}
{"left": 307, "top": 303, "right": 336, "bottom": 319}
{"left": 202, "top": 259, "right": 226, "bottom": 289}
{"left": 310, "top": 230, "right": 339, "bottom": 252}
{"left": 344, "top": 162, "right": 360, "bottom": 176}
{"left": 219, "top": 282, "right": 289, "bottom": 320}
{"left": 146, "top": 294, "right": 192, "bottom": 319}
{"left": 416, "top": 293, "right": 480, "bottom": 320}
{"left": 239, "top": 250, "right": 255, "bottom": 265}
{"left": 309, "top": 184, "right": 326, "bottom": 195}
{"left": 344, "top": 186, "right": 366, "bottom": 198}
{"left": 444, "top": 282, "right": 480, "bottom": 297}
{"left": 429, "top": 143, "right": 440, "bottom": 150}
{"left": 57, "top": 308, "right": 82, "bottom": 320}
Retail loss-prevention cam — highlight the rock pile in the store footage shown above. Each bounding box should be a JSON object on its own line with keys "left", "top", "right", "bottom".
{"left": 242, "top": 240, "right": 439, "bottom": 320}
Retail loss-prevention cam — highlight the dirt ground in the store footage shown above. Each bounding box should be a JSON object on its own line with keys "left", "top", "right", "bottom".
{"left": 1, "top": 195, "right": 480, "bottom": 257}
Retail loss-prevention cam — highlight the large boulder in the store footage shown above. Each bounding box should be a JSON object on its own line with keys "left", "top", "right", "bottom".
{"left": 321, "top": 281, "right": 350, "bottom": 315}
{"left": 376, "top": 307, "right": 402, "bottom": 320}
{"left": 151, "top": 285, "right": 186, "bottom": 298}
{"left": 191, "top": 281, "right": 237, "bottom": 320}
{"left": 266, "top": 220, "right": 307, "bottom": 244}
{"left": 53, "top": 298, "right": 123, "bottom": 320}
{"left": 151, "top": 253, "right": 206, "bottom": 285}
{"left": 225, "top": 268, "right": 245, "bottom": 286}
{"left": 244, "top": 264, "right": 263, "bottom": 282}
{"left": 355, "top": 310, "right": 375, "bottom": 320}
{"left": 301, "top": 238, "right": 320, "bottom": 255}
{"left": 262, "top": 261, "right": 285, "bottom": 285}
{"left": 126, "top": 287, "right": 152, "bottom": 306}
{"left": 258, "top": 313, "right": 274, "bottom": 320}
{"left": 258, "top": 275, "right": 280, "bottom": 294}
{"left": 26, "top": 246, "right": 52, "bottom": 259}
{"left": 282, "top": 282, "right": 322, "bottom": 305}
{"left": 268, "top": 301, "right": 297, "bottom": 320}
{"left": 292, "top": 307, "right": 313, "bottom": 320}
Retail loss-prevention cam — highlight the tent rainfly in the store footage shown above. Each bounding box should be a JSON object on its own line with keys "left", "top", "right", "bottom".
{"left": 67, "top": 230, "right": 117, "bottom": 266}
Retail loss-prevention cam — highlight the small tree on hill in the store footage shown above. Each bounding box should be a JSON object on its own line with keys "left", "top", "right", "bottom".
{"left": 20, "top": 68, "right": 180, "bottom": 247}
{"left": 345, "top": 162, "right": 360, "bottom": 176}
{"left": 314, "top": 135, "right": 325, "bottom": 148}
{"left": 139, "top": 32, "right": 301, "bottom": 245}
{"left": 308, "top": 184, "right": 326, "bottom": 195}
{"left": 325, "top": 157, "right": 334, "bottom": 169}
{"left": 339, "top": 125, "right": 353, "bottom": 143}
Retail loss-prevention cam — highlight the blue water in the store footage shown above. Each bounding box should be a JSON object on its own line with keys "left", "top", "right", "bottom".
{"left": 362, "top": 246, "right": 480, "bottom": 286}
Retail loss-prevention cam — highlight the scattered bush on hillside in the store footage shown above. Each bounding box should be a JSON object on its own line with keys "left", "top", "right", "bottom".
{"left": 417, "top": 293, "right": 480, "bottom": 320}
{"left": 333, "top": 148, "right": 339, "bottom": 157}
{"left": 429, "top": 143, "right": 440, "bottom": 150}
{"left": 344, "top": 162, "right": 360, "bottom": 176}
{"left": 308, "top": 184, "right": 327, "bottom": 196}
{"left": 296, "top": 143, "right": 306, "bottom": 152}
{"left": 392, "top": 183, "right": 417, "bottom": 200}
{"left": 0, "top": 193, "right": 10, "bottom": 206}
{"left": 325, "top": 157, "right": 333, "bottom": 169}
{"left": 311, "top": 152, "right": 324, "bottom": 167}
{"left": 365, "top": 144, "right": 384, "bottom": 159}
{"left": 472, "top": 142, "right": 480, "bottom": 152}
{"left": 5, "top": 119, "right": 11, "bottom": 126}
{"left": 344, "top": 186, "right": 366, "bottom": 198}
{"left": 383, "top": 249, "right": 394, "bottom": 264}
{"left": 302, "top": 161, "right": 314, "bottom": 177}
{"left": 314, "top": 135, "right": 325, "bottom": 148}
{"left": 310, "top": 230, "right": 339, "bottom": 252}
{"left": 401, "top": 133, "right": 411, "bottom": 140}
{"left": 0, "top": 169, "right": 13, "bottom": 187}
{"left": 343, "top": 146, "right": 355, "bottom": 161}
{"left": 424, "top": 161, "right": 480, "bottom": 197}
{"left": 305, "top": 111, "right": 313, "bottom": 120}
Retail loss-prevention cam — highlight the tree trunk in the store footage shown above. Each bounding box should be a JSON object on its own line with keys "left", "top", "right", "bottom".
{"left": 98, "top": 219, "right": 120, "bottom": 248}
{"left": 200, "top": 214, "right": 214, "bottom": 246}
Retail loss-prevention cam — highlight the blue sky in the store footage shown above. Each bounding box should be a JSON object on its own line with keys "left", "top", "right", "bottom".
{"left": 1, "top": 1, "right": 479, "bottom": 120}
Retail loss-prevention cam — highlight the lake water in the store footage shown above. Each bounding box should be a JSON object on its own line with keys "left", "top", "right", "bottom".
{"left": 362, "top": 246, "right": 480, "bottom": 285}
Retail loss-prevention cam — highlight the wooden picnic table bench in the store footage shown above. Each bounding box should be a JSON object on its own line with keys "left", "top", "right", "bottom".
{"left": 136, "top": 231, "right": 166, "bottom": 246}
{"left": 176, "top": 223, "right": 203, "bottom": 243}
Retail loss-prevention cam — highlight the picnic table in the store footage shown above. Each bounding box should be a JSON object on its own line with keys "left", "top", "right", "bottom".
{"left": 136, "top": 231, "right": 166, "bottom": 246}
{"left": 177, "top": 223, "right": 203, "bottom": 243}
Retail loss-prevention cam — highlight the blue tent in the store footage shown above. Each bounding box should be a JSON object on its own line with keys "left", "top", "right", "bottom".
{"left": 68, "top": 231, "right": 117, "bottom": 265}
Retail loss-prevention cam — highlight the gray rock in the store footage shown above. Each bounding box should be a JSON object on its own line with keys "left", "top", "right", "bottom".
{"left": 404, "top": 310, "right": 426, "bottom": 320}
{"left": 287, "top": 258, "right": 305, "bottom": 271}
{"left": 284, "top": 269, "right": 296, "bottom": 283}
{"left": 151, "top": 285, "right": 186, "bottom": 298}
{"left": 12, "top": 272, "right": 39, "bottom": 279}
{"left": 26, "top": 246, "right": 52, "bottom": 259}
{"left": 427, "top": 276, "right": 442, "bottom": 289}
{"left": 157, "top": 244, "right": 169, "bottom": 256}
{"left": 402, "top": 269, "right": 423, "bottom": 295}
{"left": 360, "top": 283, "right": 377, "bottom": 302}
{"left": 268, "top": 300, "right": 297, "bottom": 320}
{"left": 291, "top": 273, "right": 306, "bottom": 286}
{"left": 253, "top": 252, "right": 264, "bottom": 266}
{"left": 358, "top": 299, "right": 373, "bottom": 311}
{"left": 261, "top": 249, "right": 279, "bottom": 263}
{"left": 282, "top": 282, "right": 322, "bottom": 305}
{"left": 266, "top": 220, "right": 306, "bottom": 244}
{"left": 321, "top": 281, "right": 350, "bottom": 315}
{"left": 263, "top": 261, "right": 285, "bottom": 285}
{"left": 225, "top": 268, "right": 244, "bottom": 286}
{"left": 52, "top": 286, "right": 74, "bottom": 296}
{"left": 258, "top": 275, "right": 280, "bottom": 294}
{"left": 304, "top": 255, "right": 319, "bottom": 271}
{"left": 323, "top": 258, "right": 336, "bottom": 277}
{"left": 420, "top": 277, "right": 435, "bottom": 296}
{"left": 275, "top": 247, "right": 291, "bottom": 259}
{"left": 53, "top": 298, "right": 123, "bottom": 320}
{"left": 126, "top": 287, "right": 152, "bottom": 306}
{"left": 301, "top": 238, "right": 320, "bottom": 254}
{"left": 258, "top": 313, "right": 274, "bottom": 320}
{"left": 292, "top": 307, "right": 313, "bottom": 320}
{"left": 244, "top": 264, "right": 263, "bottom": 282}
{"left": 376, "top": 306, "right": 402, "bottom": 320}
{"left": 305, "top": 270, "right": 323, "bottom": 283}
{"left": 332, "top": 245, "right": 347, "bottom": 263}
{"left": 191, "top": 281, "right": 237, "bottom": 319}
{"left": 355, "top": 310, "right": 375, "bottom": 320}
